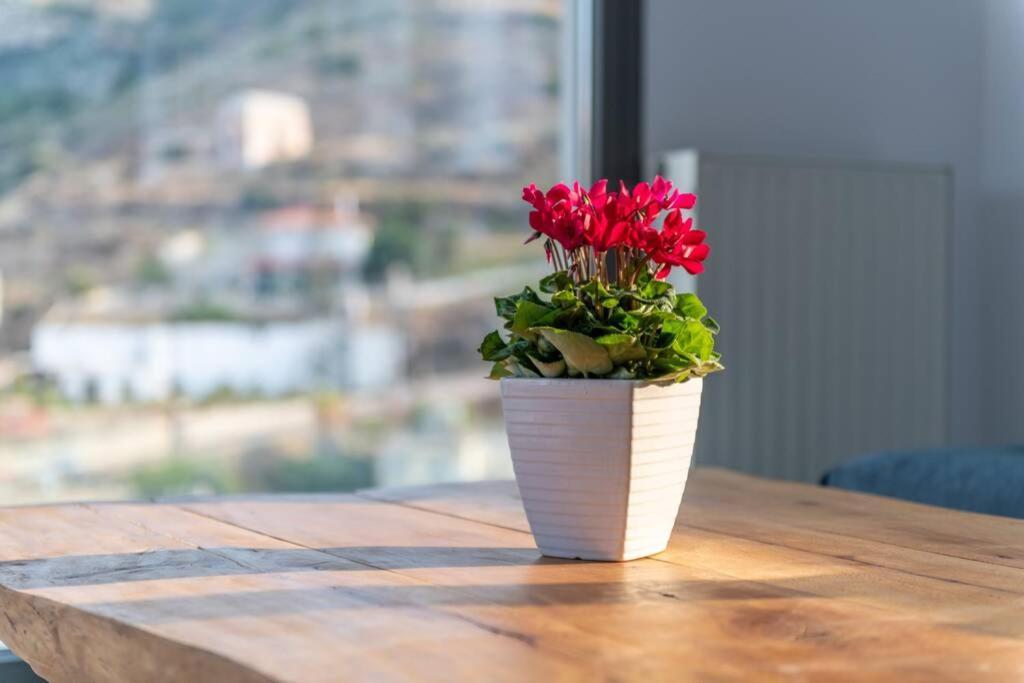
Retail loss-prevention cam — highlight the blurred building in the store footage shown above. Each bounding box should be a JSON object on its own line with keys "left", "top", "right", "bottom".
{"left": 31, "top": 290, "right": 404, "bottom": 404}
{"left": 148, "top": 197, "right": 373, "bottom": 310}
{"left": 253, "top": 198, "right": 373, "bottom": 298}
{"left": 214, "top": 89, "right": 313, "bottom": 170}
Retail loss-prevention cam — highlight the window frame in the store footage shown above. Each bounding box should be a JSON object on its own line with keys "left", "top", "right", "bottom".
{"left": 590, "top": 0, "right": 644, "bottom": 186}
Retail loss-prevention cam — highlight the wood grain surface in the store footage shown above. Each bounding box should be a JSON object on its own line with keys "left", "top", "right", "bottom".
{"left": 0, "top": 468, "right": 1021, "bottom": 682}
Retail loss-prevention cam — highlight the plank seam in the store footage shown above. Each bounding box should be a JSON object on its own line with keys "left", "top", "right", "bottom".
{"left": 665, "top": 521, "right": 1024, "bottom": 597}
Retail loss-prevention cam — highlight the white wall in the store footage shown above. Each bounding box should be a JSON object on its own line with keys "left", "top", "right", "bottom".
{"left": 645, "top": 0, "right": 987, "bottom": 444}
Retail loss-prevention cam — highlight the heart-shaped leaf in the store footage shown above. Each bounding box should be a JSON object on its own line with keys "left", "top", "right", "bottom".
{"left": 510, "top": 301, "right": 554, "bottom": 341}
{"left": 539, "top": 271, "right": 573, "bottom": 293}
{"left": 550, "top": 290, "right": 578, "bottom": 308}
{"left": 488, "top": 361, "right": 513, "bottom": 379}
{"left": 675, "top": 292, "right": 708, "bottom": 320}
{"left": 478, "top": 330, "right": 507, "bottom": 361}
{"left": 528, "top": 354, "right": 567, "bottom": 378}
{"left": 532, "top": 328, "right": 613, "bottom": 376}
{"left": 595, "top": 333, "right": 647, "bottom": 363}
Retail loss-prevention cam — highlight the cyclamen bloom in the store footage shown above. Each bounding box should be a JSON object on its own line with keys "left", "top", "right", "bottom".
{"left": 522, "top": 176, "right": 709, "bottom": 282}
{"left": 650, "top": 209, "right": 710, "bottom": 277}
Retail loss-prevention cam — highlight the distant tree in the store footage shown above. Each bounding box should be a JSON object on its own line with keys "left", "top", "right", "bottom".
{"left": 169, "top": 301, "right": 241, "bottom": 322}
{"left": 137, "top": 256, "right": 172, "bottom": 287}
{"left": 362, "top": 203, "right": 422, "bottom": 281}
{"left": 315, "top": 53, "right": 361, "bottom": 77}
{"left": 363, "top": 202, "right": 457, "bottom": 280}
{"left": 64, "top": 267, "right": 98, "bottom": 296}
{"left": 239, "top": 184, "right": 285, "bottom": 211}
{"left": 239, "top": 447, "right": 375, "bottom": 493}
{"left": 130, "top": 456, "right": 237, "bottom": 498}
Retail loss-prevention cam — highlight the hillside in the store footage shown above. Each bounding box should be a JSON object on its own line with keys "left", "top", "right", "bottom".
{"left": 0, "top": 0, "right": 562, "bottom": 349}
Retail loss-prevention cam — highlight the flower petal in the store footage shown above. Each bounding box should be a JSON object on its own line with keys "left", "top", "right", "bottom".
{"left": 687, "top": 243, "right": 710, "bottom": 260}
{"left": 672, "top": 193, "right": 697, "bottom": 210}
{"left": 681, "top": 229, "right": 707, "bottom": 245}
{"left": 681, "top": 260, "right": 705, "bottom": 275}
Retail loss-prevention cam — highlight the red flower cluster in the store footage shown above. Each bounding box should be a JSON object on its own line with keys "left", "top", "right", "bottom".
{"left": 522, "top": 176, "right": 709, "bottom": 280}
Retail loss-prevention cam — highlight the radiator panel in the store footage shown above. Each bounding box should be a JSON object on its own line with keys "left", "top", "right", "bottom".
{"left": 666, "top": 153, "right": 951, "bottom": 482}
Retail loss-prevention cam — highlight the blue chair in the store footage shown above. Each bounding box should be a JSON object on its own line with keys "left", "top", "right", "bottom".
{"left": 821, "top": 446, "right": 1024, "bottom": 519}
{"left": 0, "top": 650, "right": 44, "bottom": 682}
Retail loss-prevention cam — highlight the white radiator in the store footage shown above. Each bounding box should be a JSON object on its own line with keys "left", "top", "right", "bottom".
{"left": 663, "top": 152, "right": 952, "bottom": 482}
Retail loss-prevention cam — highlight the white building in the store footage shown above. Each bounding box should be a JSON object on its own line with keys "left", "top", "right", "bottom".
{"left": 254, "top": 200, "right": 373, "bottom": 287}
{"left": 214, "top": 89, "right": 313, "bottom": 170}
{"left": 31, "top": 292, "right": 405, "bottom": 404}
{"left": 158, "top": 199, "right": 373, "bottom": 301}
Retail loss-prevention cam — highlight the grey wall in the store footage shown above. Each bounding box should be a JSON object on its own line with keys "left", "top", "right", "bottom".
{"left": 979, "top": 2, "right": 1024, "bottom": 443}
{"left": 644, "top": 0, "right": 990, "bottom": 445}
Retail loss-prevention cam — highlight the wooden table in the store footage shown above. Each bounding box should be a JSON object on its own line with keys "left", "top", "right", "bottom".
{"left": 0, "top": 469, "right": 1021, "bottom": 682}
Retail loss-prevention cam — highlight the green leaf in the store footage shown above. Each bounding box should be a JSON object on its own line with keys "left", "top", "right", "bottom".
{"left": 650, "top": 354, "right": 690, "bottom": 372}
{"left": 528, "top": 354, "right": 567, "bottom": 378}
{"left": 550, "top": 290, "right": 578, "bottom": 308}
{"left": 594, "top": 333, "right": 633, "bottom": 345}
{"left": 648, "top": 355, "right": 697, "bottom": 383}
{"left": 507, "top": 361, "right": 540, "bottom": 378}
{"left": 580, "top": 279, "right": 614, "bottom": 305}
{"left": 691, "top": 359, "right": 724, "bottom": 377}
{"left": 619, "top": 291, "right": 674, "bottom": 309}
{"left": 667, "top": 318, "right": 715, "bottom": 361}
{"left": 675, "top": 292, "right": 708, "bottom": 320}
{"left": 595, "top": 333, "right": 648, "bottom": 363}
{"left": 535, "top": 302, "right": 598, "bottom": 333}
{"left": 518, "top": 286, "right": 545, "bottom": 305}
{"left": 672, "top": 368, "right": 693, "bottom": 383}
{"left": 496, "top": 286, "right": 545, "bottom": 320}
{"left": 510, "top": 301, "right": 554, "bottom": 341}
{"left": 487, "top": 361, "right": 513, "bottom": 379}
{"left": 477, "top": 331, "right": 507, "bottom": 361}
{"left": 703, "top": 316, "right": 720, "bottom": 334}
{"left": 532, "top": 327, "right": 613, "bottom": 376}
{"left": 600, "top": 297, "right": 620, "bottom": 309}
{"left": 539, "top": 271, "right": 573, "bottom": 293}
{"left": 608, "top": 309, "right": 639, "bottom": 330}
{"left": 494, "top": 296, "right": 517, "bottom": 320}
{"left": 647, "top": 329, "right": 678, "bottom": 351}
{"left": 640, "top": 279, "right": 673, "bottom": 300}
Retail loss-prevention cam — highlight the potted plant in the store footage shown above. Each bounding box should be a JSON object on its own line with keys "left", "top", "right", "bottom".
{"left": 479, "top": 177, "right": 722, "bottom": 561}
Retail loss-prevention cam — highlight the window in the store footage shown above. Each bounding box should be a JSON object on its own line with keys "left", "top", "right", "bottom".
{"left": 0, "top": 0, "right": 577, "bottom": 501}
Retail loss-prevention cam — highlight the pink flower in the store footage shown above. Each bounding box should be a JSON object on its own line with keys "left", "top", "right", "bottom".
{"left": 522, "top": 180, "right": 610, "bottom": 251}
{"left": 522, "top": 183, "right": 587, "bottom": 250}
{"left": 521, "top": 178, "right": 709, "bottom": 279}
{"left": 649, "top": 209, "right": 710, "bottom": 278}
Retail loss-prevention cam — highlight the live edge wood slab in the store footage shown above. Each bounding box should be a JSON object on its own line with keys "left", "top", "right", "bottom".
{"left": 0, "top": 469, "right": 1022, "bottom": 682}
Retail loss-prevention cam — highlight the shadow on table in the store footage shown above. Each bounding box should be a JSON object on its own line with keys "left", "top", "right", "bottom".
{"left": 0, "top": 546, "right": 577, "bottom": 588}
{"left": 8, "top": 545, "right": 1013, "bottom": 642}
{"left": 73, "top": 577, "right": 813, "bottom": 625}
{"left": 0, "top": 544, "right": 867, "bottom": 628}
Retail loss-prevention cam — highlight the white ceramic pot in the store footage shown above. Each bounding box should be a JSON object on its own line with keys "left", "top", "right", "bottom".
{"left": 500, "top": 377, "right": 703, "bottom": 561}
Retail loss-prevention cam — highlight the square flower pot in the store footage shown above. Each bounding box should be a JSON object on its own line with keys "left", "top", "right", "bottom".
{"left": 500, "top": 377, "right": 703, "bottom": 561}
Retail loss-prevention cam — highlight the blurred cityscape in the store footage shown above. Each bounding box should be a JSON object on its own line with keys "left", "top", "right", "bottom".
{"left": 0, "top": 0, "right": 564, "bottom": 502}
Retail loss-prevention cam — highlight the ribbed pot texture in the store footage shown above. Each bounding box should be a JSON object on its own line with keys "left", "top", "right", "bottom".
{"left": 500, "top": 377, "right": 703, "bottom": 561}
